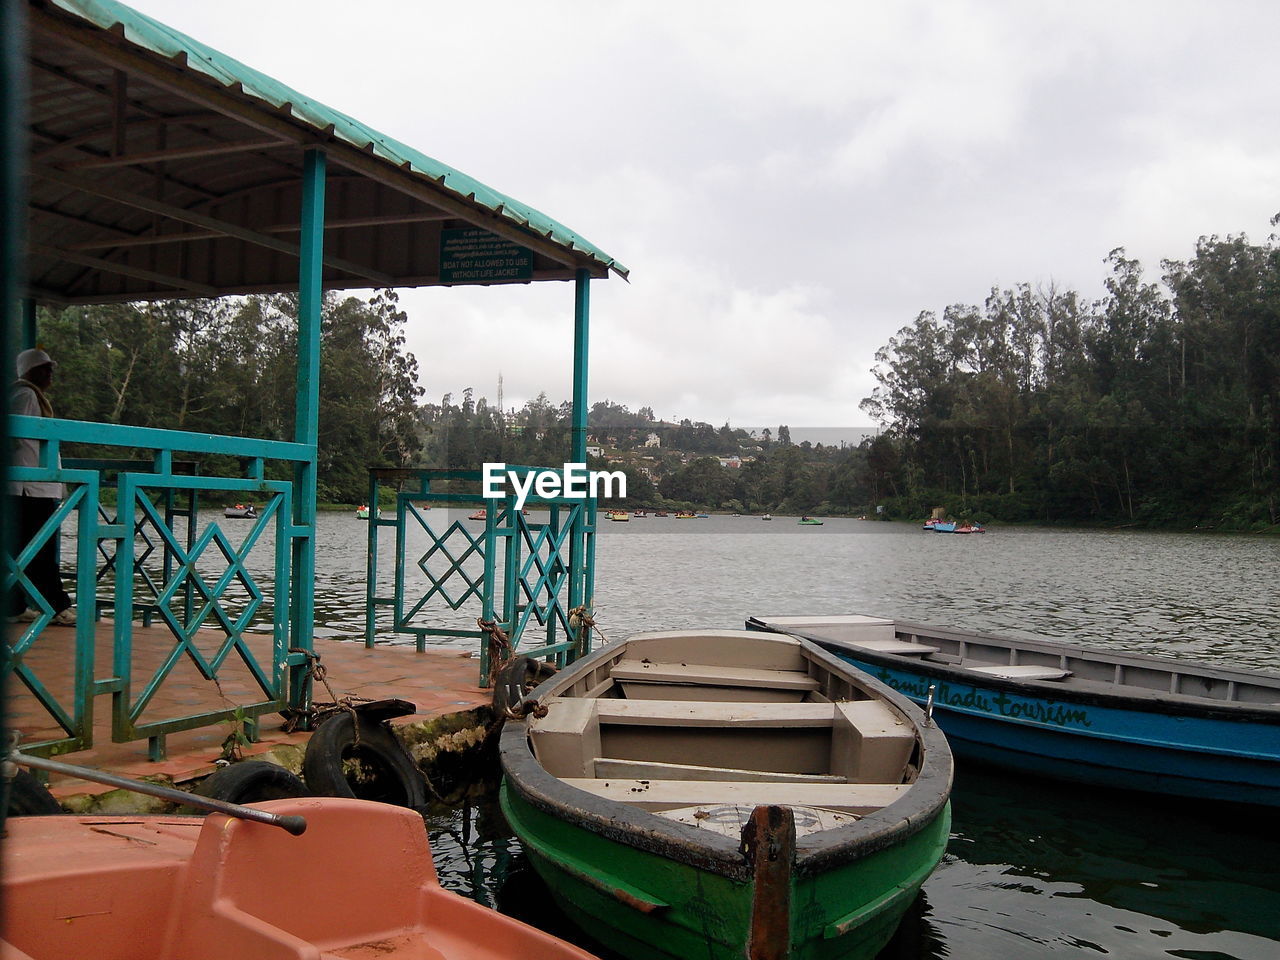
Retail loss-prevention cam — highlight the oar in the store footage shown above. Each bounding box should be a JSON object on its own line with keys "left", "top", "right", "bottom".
{"left": 5, "top": 750, "right": 307, "bottom": 835}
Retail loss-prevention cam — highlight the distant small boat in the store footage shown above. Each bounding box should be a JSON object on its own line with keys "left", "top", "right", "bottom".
{"left": 695, "top": 512, "right": 711, "bottom": 519}
{"left": 761, "top": 513, "right": 772, "bottom": 521}
{"left": 653, "top": 511, "right": 669, "bottom": 517}
{"left": 224, "top": 504, "right": 256, "bottom": 519}
{"left": 932, "top": 521, "right": 956, "bottom": 533}
{"left": 674, "top": 511, "right": 696, "bottom": 519}
{"left": 467, "top": 509, "right": 487, "bottom": 521}
{"left": 608, "top": 510, "right": 631, "bottom": 522}
{"left": 798, "top": 516, "right": 824, "bottom": 525}
{"left": 355, "top": 505, "right": 380, "bottom": 520}
{"left": 633, "top": 510, "right": 647, "bottom": 518}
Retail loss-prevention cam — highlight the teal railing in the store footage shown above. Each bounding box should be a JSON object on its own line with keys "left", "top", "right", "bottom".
{"left": 3, "top": 415, "right": 313, "bottom": 759}
{"left": 364, "top": 468, "right": 597, "bottom": 684}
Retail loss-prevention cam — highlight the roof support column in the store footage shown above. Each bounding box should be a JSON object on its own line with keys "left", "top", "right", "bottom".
{"left": 568, "top": 269, "right": 592, "bottom": 658}
{"left": 570, "top": 268, "right": 590, "bottom": 463}
{"left": 1, "top": 0, "right": 28, "bottom": 823}
{"left": 288, "top": 147, "right": 325, "bottom": 716}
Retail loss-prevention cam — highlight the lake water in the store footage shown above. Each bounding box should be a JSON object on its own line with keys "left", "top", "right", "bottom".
{"left": 307, "top": 514, "right": 1280, "bottom": 958}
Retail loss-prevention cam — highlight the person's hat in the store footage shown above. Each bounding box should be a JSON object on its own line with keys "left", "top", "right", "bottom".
{"left": 16, "top": 348, "right": 56, "bottom": 379}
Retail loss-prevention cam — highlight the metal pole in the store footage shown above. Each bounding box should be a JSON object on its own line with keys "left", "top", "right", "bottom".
{"left": 570, "top": 269, "right": 590, "bottom": 464}
{"left": 1, "top": 0, "right": 32, "bottom": 830}
{"left": 289, "top": 148, "right": 325, "bottom": 716}
{"left": 568, "top": 271, "right": 593, "bottom": 658}
{"left": 9, "top": 750, "right": 307, "bottom": 835}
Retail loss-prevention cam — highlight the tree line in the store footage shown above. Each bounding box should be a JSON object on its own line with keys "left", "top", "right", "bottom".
{"left": 32, "top": 221, "right": 1276, "bottom": 526}
{"left": 860, "top": 229, "right": 1280, "bottom": 529}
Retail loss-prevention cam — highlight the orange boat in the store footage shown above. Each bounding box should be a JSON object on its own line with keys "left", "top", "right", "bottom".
{"left": 1, "top": 796, "right": 599, "bottom": 960}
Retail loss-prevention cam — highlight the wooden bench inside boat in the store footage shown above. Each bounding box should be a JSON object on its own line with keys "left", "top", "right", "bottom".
{"left": 833, "top": 638, "right": 941, "bottom": 656}
{"left": 609, "top": 659, "right": 823, "bottom": 702}
{"left": 530, "top": 697, "right": 916, "bottom": 786}
{"left": 963, "top": 663, "right": 1072, "bottom": 681}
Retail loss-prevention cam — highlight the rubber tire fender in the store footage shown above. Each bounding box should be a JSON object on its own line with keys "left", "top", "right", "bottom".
{"left": 5, "top": 770, "right": 63, "bottom": 816}
{"left": 302, "top": 712, "right": 427, "bottom": 808}
{"left": 195, "top": 760, "right": 308, "bottom": 805}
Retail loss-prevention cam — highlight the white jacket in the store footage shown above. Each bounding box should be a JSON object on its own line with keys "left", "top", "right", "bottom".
{"left": 9, "top": 382, "right": 63, "bottom": 499}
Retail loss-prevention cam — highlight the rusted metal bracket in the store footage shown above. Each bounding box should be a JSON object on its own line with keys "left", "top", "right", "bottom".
{"left": 741, "top": 804, "right": 796, "bottom": 960}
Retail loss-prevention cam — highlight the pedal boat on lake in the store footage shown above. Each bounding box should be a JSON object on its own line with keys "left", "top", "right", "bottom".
{"left": 498, "top": 629, "right": 953, "bottom": 960}
{"left": 747, "top": 614, "right": 1280, "bottom": 808}
{"left": 1, "top": 796, "right": 599, "bottom": 960}
{"left": 223, "top": 503, "right": 256, "bottom": 519}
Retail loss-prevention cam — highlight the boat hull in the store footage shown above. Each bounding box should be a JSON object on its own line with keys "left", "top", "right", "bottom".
{"left": 1, "top": 797, "right": 598, "bottom": 960}
{"left": 500, "top": 779, "right": 951, "bottom": 960}
{"left": 749, "top": 617, "right": 1280, "bottom": 807}
{"left": 499, "top": 630, "right": 954, "bottom": 960}
{"left": 850, "top": 658, "right": 1280, "bottom": 805}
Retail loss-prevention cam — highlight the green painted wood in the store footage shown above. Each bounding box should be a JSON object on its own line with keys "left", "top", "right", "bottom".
{"left": 500, "top": 781, "right": 951, "bottom": 960}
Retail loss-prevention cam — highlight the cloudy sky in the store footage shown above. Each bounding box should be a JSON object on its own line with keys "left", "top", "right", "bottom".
{"left": 128, "top": 1, "right": 1280, "bottom": 431}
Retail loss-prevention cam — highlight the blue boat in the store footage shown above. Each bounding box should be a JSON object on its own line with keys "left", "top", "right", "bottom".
{"left": 746, "top": 615, "right": 1280, "bottom": 808}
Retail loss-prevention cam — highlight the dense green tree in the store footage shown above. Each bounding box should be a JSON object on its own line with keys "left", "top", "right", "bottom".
{"left": 36, "top": 290, "right": 424, "bottom": 503}
{"left": 861, "top": 226, "right": 1280, "bottom": 529}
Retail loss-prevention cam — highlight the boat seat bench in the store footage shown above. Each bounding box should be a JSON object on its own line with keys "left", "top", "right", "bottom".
{"left": 561, "top": 778, "right": 909, "bottom": 815}
{"left": 531, "top": 698, "right": 916, "bottom": 783}
{"left": 833, "top": 639, "right": 941, "bottom": 656}
{"left": 609, "top": 659, "right": 823, "bottom": 691}
{"left": 963, "top": 663, "right": 1072, "bottom": 681}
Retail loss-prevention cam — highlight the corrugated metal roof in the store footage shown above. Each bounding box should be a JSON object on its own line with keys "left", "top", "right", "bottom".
{"left": 49, "top": 0, "right": 627, "bottom": 281}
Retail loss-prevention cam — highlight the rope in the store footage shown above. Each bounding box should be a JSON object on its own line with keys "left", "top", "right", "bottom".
{"left": 283, "top": 650, "right": 373, "bottom": 737}
{"left": 569, "top": 605, "right": 608, "bottom": 647}
{"left": 477, "top": 618, "right": 512, "bottom": 687}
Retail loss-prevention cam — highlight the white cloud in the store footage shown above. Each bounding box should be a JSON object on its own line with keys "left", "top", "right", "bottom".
{"left": 127, "top": 0, "right": 1280, "bottom": 426}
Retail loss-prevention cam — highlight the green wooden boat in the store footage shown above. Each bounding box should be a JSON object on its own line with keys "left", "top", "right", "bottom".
{"left": 499, "top": 629, "right": 953, "bottom": 960}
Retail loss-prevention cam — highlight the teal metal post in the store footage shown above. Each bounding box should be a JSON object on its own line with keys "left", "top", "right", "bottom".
{"left": 288, "top": 148, "right": 325, "bottom": 714}
{"left": 2, "top": 0, "right": 30, "bottom": 820}
{"left": 570, "top": 269, "right": 590, "bottom": 464}
{"left": 364, "top": 471, "right": 378, "bottom": 648}
{"left": 568, "top": 270, "right": 591, "bottom": 659}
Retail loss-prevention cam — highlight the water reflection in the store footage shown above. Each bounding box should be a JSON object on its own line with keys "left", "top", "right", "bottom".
{"left": 925, "top": 764, "right": 1280, "bottom": 959}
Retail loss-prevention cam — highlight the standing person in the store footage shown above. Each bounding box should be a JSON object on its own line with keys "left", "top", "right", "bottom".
{"left": 8, "top": 348, "right": 74, "bottom": 626}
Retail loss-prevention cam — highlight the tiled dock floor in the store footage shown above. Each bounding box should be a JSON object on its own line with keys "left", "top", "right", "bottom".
{"left": 8, "top": 617, "right": 490, "bottom": 799}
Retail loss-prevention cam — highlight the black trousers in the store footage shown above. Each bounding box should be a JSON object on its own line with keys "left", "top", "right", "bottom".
{"left": 7, "top": 495, "right": 73, "bottom": 615}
